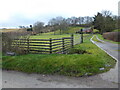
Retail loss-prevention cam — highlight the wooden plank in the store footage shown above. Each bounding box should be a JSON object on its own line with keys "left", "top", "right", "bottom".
{"left": 64, "top": 44, "right": 71, "bottom": 47}
{"left": 13, "top": 44, "right": 50, "bottom": 47}
{"left": 65, "top": 39, "right": 71, "bottom": 42}
{"left": 52, "top": 41, "right": 62, "bottom": 43}
{"left": 52, "top": 43, "right": 62, "bottom": 46}
{"left": 64, "top": 42, "right": 71, "bottom": 45}
{"left": 63, "top": 37, "right": 71, "bottom": 39}
{"left": 64, "top": 41, "right": 71, "bottom": 44}
{"left": 52, "top": 49, "right": 62, "bottom": 52}
{"left": 14, "top": 39, "right": 50, "bottom": 41}
{"left": 52, "top": 46, "right": 62, "bottom": 49}
{"left": 29, "top": 47, "right": 50, "bottom": 50}
{"left": 64, "top": 46, "right": 71, "bottom": 49}
{"left": 29, "top": 42, "right": 50, "bottom": 44}
{"left": 54, "top": 51, "right": 62, "bottom": 54}
{"left": 29, "top": 39, "right": 50, "bottom": 41}
{"left": 28, "top": 44, "right": 50, "bottom": 47}
{"left": 30, "top": 52, "right": 49, "bottom": 54}
{"left": 29, "top": 50, "right": 50, "bottom": 52}
{"left": 51, "top": 38, "right": 62, "bottom": 40}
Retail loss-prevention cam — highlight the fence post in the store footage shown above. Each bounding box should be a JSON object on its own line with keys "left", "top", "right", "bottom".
{"left": 80, "top": 29, "right": 83, "bottom": 43}
{"left": 27, "top": 38, "right": 30, "bottom": 53}
{"left": 71, "top": 34, "right": 74, "bottom": 48}
{"left": 49, "top": 38, "right": 52, "bottom": 54}
{"left": 62, "top": 38, "right": 65, "bottom": 54}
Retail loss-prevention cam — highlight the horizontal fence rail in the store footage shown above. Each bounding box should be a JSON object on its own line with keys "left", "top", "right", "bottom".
{"left": 12, "top": 35, "right": 74, "bottom": 54}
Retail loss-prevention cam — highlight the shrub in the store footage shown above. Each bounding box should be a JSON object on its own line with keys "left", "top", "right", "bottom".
{"left": 68, "top": 48, "right": 88, "bottom": 54}
{"left": 103, "top": 32, "right": 120, "bottom": 42}
{"left": 2, "top": 31, "right": 30, "bottom": 55}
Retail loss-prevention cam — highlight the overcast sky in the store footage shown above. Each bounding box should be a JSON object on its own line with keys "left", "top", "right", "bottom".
{"left": 0, "top": 0, "right": 119, "bottom": 28}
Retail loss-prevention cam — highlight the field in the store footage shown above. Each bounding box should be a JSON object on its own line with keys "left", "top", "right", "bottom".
{"left": 30, "top": 34, "right": 82, "bottom": 44}
{"left": 2, "top": 34, "right": 116, "bottom": 77}
{"left": 42, "top": 26, "right": 83, "bottom": 35}
{"left": 0, "top": 28, "right": 25, "bottom": 32}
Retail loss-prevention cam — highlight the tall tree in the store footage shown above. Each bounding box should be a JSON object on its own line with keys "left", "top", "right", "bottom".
{"left": 104, "top": 16, "right": 115, "bottom": 32}
{"left": 33, "top": 21, "right": 44, "bottom": 33}
{"left": 93, "top": 11, "right": 116, "bottom": 34}
{"left": 48, "top": 16, "right": 68, "bottom": 34}
{"left": 93, "top": 12, "right": 104, "bottom": 34}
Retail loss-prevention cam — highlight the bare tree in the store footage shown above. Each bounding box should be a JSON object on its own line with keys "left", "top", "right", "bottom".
{"left": 78, "top": 17, "right": 84, "bottom": 24}
{"left": 48, "top": 16, "right": 69, "bottom": 34}
{"left": 33, "top": 21, "right": 44, "bottom": 33}
{"left": 66, "top": 18, "right": 72, "bottom": 25}
{"left": 70, "top": 16, "right": 78, "bottom": 26}
{"left": 101, "top": 10, "right": 112, "bottom": 17}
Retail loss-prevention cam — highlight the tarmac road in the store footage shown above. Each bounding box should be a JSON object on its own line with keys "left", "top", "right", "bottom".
{"left": 1, "top": 36, "right": 119, "bottom": 88}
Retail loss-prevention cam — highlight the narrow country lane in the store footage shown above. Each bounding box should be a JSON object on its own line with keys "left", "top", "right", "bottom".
{"left": 91, "top": 35, "right": 119, "bottom": 85}
{"left": 2, "top": 36, "right": 119, "bottom": 88}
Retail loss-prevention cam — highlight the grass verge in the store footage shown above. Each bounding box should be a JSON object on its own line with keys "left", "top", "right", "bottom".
{"left": 2, "top": 35, "right": 116, "bottom": 77}
{"left": 92, "top": 35, "right": 103, "bottom": 43}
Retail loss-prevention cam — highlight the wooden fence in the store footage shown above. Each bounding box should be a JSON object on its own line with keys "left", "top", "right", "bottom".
{"left": 13, "top": 34, "right": 74, "bottom": 54}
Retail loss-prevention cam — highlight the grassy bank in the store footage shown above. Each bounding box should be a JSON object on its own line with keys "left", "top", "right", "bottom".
{"left": 2, "top": 35, "right": 116, "bottom": 77}
{"left": 92, "top": 35, "right": 103, "bottom": 43}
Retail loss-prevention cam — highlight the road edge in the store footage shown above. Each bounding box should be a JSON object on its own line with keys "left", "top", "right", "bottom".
{"left": 90, "top": 35, "right": 118, "bottom": 61}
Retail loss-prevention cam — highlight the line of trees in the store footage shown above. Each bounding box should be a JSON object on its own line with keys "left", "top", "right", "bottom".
{"left": 32, "top": 16, "right": 94, "bottom": 34}
{"left": 20, "top": 10, "right": 120, "bottom": 34}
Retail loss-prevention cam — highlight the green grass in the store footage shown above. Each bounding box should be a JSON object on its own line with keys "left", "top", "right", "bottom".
{"left": 97, "top": 34, "right": 120, "bottom": 44}
{"left": 93, "top": 29, "right": 99, "bottom": 33}
{"left": 42, "top": 26, "right": 83, "bottom": 35}
{"left": 2, "top": 35, "right": 116, "bottom": 77}
{"left": 92, "top": 35, "right": 103, "bottom": 43}
{"left": 30, "top": 34, "right": 71, "bottom": 39}
{"left": 64, "top": 26, "right": 83, "bottom": 34}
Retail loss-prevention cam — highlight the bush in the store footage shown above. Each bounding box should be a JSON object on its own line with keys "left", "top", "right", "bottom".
{"left": 68, "top": 48, "right": 88, "bottom": 54}
{"left": 2, "top": 31, "right": 30, "bottom": 55}
{"left": 103, "top": 32, "right": 120, "bottom": 42}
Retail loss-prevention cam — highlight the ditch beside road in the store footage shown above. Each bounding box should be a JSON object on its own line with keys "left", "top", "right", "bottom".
{"left": 2, "top": 36, "right": 119, "bottom": 88}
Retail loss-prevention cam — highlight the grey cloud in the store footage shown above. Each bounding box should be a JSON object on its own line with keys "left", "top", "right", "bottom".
{"left": 0, "top": 12, "right": 69, "bottom": 28}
